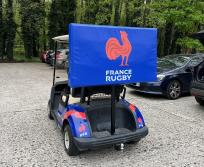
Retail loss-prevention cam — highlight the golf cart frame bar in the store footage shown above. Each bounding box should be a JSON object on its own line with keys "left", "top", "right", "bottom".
{"left": 52, "top": 35, "right": 69, "bottom": 86}
{"left": 52, "top": 35, "right": 117, "bottom": 135}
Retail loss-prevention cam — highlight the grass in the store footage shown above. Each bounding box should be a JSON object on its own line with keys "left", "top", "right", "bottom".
{"left": 12, "top": 47, "right": 41, "bottom": 62}
{"left": 0, "top": 54, "right": 41, "bottom": 63}
{"left": 0, "top": 46, "right": 41, "bottom": 63}
{"left": 14, "top": 54, "right": 41, "bottom": 63}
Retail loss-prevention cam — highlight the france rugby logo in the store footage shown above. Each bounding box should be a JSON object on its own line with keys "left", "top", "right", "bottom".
{"left": 105, "top": 31, "right": 132, "bottom": 66}
{"left": 105, "top": 31, "right": 133, "bottom": 82}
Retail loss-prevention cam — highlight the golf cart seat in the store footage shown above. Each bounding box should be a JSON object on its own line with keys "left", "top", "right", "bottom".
{"left": 71, "top": 85, "right": 124, "bottom": 100}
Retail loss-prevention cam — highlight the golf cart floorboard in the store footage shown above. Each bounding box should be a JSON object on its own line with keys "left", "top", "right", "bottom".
{"left": 92, "top": 128, "right": 131, "bottom": 138}
{"left": 81, "top": 99, "right": 136, "bottom": 134}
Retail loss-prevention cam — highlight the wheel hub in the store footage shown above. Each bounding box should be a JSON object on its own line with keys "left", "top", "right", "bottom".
{"left": 64, "top": 131, "right": 69, "bottom": 149}
{"left": 169, "top": 82, "right": 181, "bottom": 98}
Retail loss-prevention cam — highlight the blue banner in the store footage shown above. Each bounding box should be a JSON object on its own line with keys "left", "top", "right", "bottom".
{"left": 68, "top": 24, "right": 157, "bottom": 88}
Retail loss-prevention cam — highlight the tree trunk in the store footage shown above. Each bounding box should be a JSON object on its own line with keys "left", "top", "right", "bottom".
{"left": 119, "top": 0, "right": 127, "bottom": 26}
{"left": 43, "top": 0, "right": 47, "bottom": 51}
{"left": 76, "top": 0, "right": 81, "bottom": 23}
{"left": 158, "top": 28, "right": 165, "bottom": 57}
{"left": 25, "top": 41, "right": 33, "bottom": 58}
{"left": 110, "top": 0, "right": 116, "bottom": 25}
{"left": 6, "top": 0, "right": 16, "bottom": 61}
{"left": 167, "top": 24, "right": 175, "bottom": 55}
{"left": 0, "top": 0, "right": 3, "bottom": 60}
{"left": 164, "top": 23, "right": 176, "bottom": 56}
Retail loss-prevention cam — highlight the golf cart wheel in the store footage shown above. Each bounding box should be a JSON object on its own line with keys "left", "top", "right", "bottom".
{"left": 63, "top": 125, "right": 80, "bottom": 156}
{"left": 195, "top": 96, "right": 204, "bottom": 106}
{"left": 48, "top": 100, "right": 54, "bottom": 120}
{"left": 166, "top": 80, "right": 181, "bottom": 100}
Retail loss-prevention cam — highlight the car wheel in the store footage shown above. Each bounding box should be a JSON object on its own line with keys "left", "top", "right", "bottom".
{"left": 195, "top": 96, "right": 204, "bottom": 106}
{"left": 48, "top": 100, "right": 54, "bottom": 120}
{"left": 64, "top": 125, "right": 80, "bottom": 156}
{"left": 166, "top": 80, "right": 181, "bottom": 100}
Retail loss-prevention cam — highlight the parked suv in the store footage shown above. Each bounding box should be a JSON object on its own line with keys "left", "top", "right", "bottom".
{"left": 191, "top": 60, "right": 204, "bottom": 106}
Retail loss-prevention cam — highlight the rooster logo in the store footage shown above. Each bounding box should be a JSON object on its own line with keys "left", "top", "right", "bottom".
{"left": 106, "top": 31, "right": 132, "bottom": 66}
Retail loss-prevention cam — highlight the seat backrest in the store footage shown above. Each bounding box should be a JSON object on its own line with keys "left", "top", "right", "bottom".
{"left": 71, "top": 85, "right": 124, "bottom": 98}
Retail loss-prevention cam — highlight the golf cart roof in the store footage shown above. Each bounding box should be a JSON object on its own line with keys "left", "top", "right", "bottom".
{"left": 52, "top": 35, "right": 69, "bottom": 43}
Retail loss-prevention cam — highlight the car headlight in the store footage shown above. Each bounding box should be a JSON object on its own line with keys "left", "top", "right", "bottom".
{"left": 157, "top": 74, "right": 165, "bottom": 81}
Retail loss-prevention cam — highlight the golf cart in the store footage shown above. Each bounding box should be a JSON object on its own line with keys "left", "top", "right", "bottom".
{"left": 48, "top": 24, "right": 157, "bottom": 156}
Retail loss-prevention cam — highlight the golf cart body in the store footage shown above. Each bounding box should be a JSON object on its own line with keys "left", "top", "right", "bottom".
{"left": 48, "top": 24, "right": 157, "bottom": 155}
{"left": 48, "top": 83, "right": 148, "bottom": 151}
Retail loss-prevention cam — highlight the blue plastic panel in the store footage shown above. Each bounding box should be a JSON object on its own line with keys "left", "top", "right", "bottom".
{"left": 69, "top": 23, "right": 157, "bottom": 87}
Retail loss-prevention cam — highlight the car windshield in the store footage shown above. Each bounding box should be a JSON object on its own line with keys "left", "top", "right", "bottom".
{"left": 159, "top": 55, "right": 191, "bottom": 68}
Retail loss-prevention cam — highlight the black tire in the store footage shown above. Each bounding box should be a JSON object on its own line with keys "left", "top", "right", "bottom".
{"left": 63, "top": 125, "right": 80, "bottom": 156}
{"left": 166, "top": 80, "right": 181, "bottom": 100}
{"left": 195, "top": 96, "right": 204, "bottom": 106}
{"left": 48, "top": 100, "right": 54, "bottom": 120}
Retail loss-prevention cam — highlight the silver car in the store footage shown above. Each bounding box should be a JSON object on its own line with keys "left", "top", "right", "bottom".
{"left": 51, "top": 49, "right": 69, "bottom": 68}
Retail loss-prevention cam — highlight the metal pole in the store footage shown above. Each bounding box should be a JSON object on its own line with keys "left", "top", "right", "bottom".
{"left": 80, "top": 87, "right": 86, "bottom": 103}
{"left": 53, "top": 41, "right": 57, "bottom": 86}
{"left": 111, "top": 86, "right": 116, "bottom": 135}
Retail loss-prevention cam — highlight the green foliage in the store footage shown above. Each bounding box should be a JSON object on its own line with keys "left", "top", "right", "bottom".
{"left": 48, "top": 0, "right": 75, "bottom": 48}
{"left": 14, "top": 52, "right": 40, "bottom": 62}
{"left": 1, "top": 0, "right": 204, "bottom": 62}
{"left": 119, "top": 0, "right": 127, "bottom": 26}
{"left": 0, "top": 0, "right": 3, "bottom": 59}
{"left": 19, "top": 0, "right": 44, "bottom": 58}
{"left": 5, "top": 0, "right": 16, "bottom": 61}
{"left": 176, "top": 37, "right": 204, "bottom": 53}
{"left": 143, "top": 0, "right": 204, "bottom": 56}
{"left": 145, "top": 0, "right": 204, "bottom": 30}
{"left": 95, "top": 0, "right": 112, "bottom": 25}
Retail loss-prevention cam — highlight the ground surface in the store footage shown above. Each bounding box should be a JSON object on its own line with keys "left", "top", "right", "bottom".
{"left": 0, "top": 63, "right": 204, "bottom": 167}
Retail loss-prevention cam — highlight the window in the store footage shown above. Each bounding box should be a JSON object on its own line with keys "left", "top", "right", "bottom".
{"left": 188, "top": 57, "right": 204, "bottom": 67}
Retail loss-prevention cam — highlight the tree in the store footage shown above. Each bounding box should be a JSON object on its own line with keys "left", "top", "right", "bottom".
{"left": 19, "top": 0, "right": 44, "bottom": 58}
{"left": 48, "top": 0, "right": 58, "bottom": 49}
{"left": 141, "top": 0, "right": 204, "bottom": 56}
{"left": 42, "top": 0, "right": 47, "bottom": 51}
{"left": 119, "top": 0, "right": 127, "bottom": 26}
{"left": 84, "top": 0, "right": 99, "bottom": 24}
{"left": 95, "top": 0, "right": 112, "bottom": 25}
{"left": 0, "top": 0, "right": 203, "bottom": 61}
{"left": 75, "top": 0, "right": 85, "bottom": 23}
{"left": 0, "top": 0, "right": 3, "bottom": 60}
{"left": 48, "top": 0, "right": 76, "bottom": 48}
{"left": 110, "top": 0, "right": 120, "bottom": 25}
{"left": 5, "top": 0, "right": 16, "bottom": 61}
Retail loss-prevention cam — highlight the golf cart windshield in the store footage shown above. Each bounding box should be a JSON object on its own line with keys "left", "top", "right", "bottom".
{"left": 52, "top": 35, "right": 69, "bottom": 85}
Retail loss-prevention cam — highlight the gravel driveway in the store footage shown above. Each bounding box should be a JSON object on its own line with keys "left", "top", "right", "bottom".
{"left": 0, "top": 63, "right": 204, "bottom": 167}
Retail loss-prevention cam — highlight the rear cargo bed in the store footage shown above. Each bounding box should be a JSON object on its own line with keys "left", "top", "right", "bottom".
{"left": 81, "top": 99, "right": 136, "bottom": 137}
